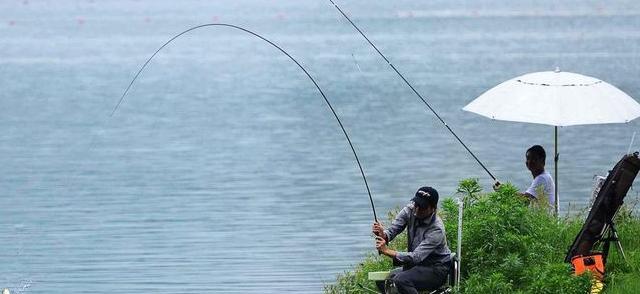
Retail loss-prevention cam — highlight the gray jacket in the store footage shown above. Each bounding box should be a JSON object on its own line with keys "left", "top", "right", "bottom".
{"left": 384, "top": 204, "right": 451, "bottom": 266}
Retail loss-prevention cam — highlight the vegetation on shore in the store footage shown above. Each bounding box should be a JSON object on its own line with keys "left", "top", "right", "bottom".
{"left": 324, "top": 179, "right": 640, "bottom": 293}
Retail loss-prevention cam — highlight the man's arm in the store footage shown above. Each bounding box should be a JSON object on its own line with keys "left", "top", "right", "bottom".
{"left": 388, "top": 227, "right": 444, "bottom": 266}
{"left": 376, "top": 236, "right": 397, "bottom": 258}
{"left": 382, "top": 206, "right": 410, "bottom": 243}
{"left": 376, "top": 228, "right": 444, "bottom": 265}
{"left": 521, "top": 191, "right": 536, "bottom": 199}
{"left": 524, "top": 176, "right": 547, "bottom": 200}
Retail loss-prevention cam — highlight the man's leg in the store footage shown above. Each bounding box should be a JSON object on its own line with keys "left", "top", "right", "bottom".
{"left": 375, "top": 280, "right": 385, "bottom": 293}
{"left": 392, "top": 263, "right": 448, "bottom": 294}
{"left": 377, "top": 268, "right": 403, "bottom": 293}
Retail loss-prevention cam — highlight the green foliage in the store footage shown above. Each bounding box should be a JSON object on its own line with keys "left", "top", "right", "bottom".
{"left": 463, "top": 272, "right": 514, "bottom": 294}
{"left": 525, "top": 263, "right": 592, "bottom": 294}
{"left": 325, "top": 179, "right": 640, "bottom": 294}
{"left": 605, "top": 272, "right": 640, "bottom": 294}
{"left": 456, "top": 178, "right": 482, "bottom": 204}
{"left": 323, "top": 253, "right": 392, "bottom": 294}
{"left": 443, "top": 182, "right": 590, "bottom": 293}
{"left": 600, "top": 203, "right": 640, "bottom": 294}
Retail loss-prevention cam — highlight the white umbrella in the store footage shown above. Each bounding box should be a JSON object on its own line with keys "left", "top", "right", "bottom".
{"left": 463, "top": 69, "right": 640, "bottom": 215}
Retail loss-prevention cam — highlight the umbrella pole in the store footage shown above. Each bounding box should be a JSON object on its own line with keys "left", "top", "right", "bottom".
{"left": 554, "top": 126, "right": 559, "bottom": 217}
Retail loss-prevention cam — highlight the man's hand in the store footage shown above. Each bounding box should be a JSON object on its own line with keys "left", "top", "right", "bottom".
{"left": 375, "top": 236, "right": 396, "bottom": 257}
{"left": 375, "top": 235, "right": 387, "bottom": 252}
{"left": 372, "top": 221, "right": 385, "bottom": 238}
{"left": 492, "top": 180, "right": 502, "bottom": 191}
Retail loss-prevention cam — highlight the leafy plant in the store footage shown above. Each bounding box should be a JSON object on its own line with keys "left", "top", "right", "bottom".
{"left": 456, "top": 178, "right": 482, "bottom": 205}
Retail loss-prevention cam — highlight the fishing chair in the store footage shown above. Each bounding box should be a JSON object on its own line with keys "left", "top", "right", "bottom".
{"left": 430, "top": 253, "right": 459, "bottom": 294}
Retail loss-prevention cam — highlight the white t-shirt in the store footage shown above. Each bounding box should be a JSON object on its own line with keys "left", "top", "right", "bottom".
{"left": 525, "top": 171, "right": 556, "bottom": 205}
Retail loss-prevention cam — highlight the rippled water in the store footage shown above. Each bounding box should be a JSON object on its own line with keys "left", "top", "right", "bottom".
{"left": 2, "top": 0, "right": 640, "bottom": 293}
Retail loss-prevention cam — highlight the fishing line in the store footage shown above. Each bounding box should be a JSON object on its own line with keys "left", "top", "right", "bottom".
{"left": 627, "top": 131, "right": 636, "bottom": 154}
{"left": 111, "top": 23, "right": 378, "bottom": 221}
{"left": 328, "top": 0, "right": 497, "bottom": 182}
{"left": 351, "top": 53, "right": 363, "bottom": 72}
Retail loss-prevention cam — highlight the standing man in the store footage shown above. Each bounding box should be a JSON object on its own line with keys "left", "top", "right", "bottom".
{"left": 372, "top": 186, "right": 451, "bottom": 294}
{"left": 493, "top": 145, "right": 556, "bottom": 207}
{"left": 522, "top": 145, "right": 555, "bottom": 206}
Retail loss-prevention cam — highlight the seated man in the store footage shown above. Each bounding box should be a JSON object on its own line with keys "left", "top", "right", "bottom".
{"left": 372, "top": 186, "right": 452, "bottom": 294}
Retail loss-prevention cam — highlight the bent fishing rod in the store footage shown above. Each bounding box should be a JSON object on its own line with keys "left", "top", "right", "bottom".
{"left": 111, "top": 23, "right": 379, "bottom": 222}
{"left": 328, "top": 0, "right": 497, "bottom": 182}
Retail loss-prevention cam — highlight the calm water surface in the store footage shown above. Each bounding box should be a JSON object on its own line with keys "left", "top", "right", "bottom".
{"left": 2, "top": 0, "right": 640, "bottom": 293}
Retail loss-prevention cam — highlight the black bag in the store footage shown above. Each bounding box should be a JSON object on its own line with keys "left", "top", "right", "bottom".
{"left": 565, "top": 152, "right": 640, "bottom": 263}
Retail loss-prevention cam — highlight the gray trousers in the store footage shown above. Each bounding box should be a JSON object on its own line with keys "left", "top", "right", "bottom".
{"left": 375, "top": 263, "right": 449, "bottom": 294}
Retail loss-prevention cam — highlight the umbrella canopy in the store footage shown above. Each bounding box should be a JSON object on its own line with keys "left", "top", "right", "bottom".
{"left": 463, "top": 69, "right": 640, "bottom": 216}
{"left": 463, "top": 70, "right": 640, "bottom": 126}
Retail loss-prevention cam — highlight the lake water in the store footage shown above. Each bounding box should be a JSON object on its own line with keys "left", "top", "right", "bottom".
{"left": 2, "top": 0, "right": 640, "bottom": 293}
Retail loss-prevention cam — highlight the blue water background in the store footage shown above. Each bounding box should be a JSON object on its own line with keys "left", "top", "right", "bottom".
{"left": 2, "top": 0, "right": 640, "bottom": 292}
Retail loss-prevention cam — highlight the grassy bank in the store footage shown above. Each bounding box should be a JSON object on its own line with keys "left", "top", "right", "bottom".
{"left": 324, "top": 179, "right": 640, "bottom": 294}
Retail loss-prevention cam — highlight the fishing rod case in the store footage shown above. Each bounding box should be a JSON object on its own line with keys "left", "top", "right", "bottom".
{"left": 565, "top": 152, "right": 640, "bottom": 278}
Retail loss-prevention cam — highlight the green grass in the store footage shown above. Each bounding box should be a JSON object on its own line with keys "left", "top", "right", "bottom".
{"left": 324, "top": 179, "right": 640, "bottom": 294}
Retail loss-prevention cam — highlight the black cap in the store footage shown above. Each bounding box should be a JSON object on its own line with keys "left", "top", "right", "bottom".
{"left": 411, "top": 186, "right": 439, "bottom": 208}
